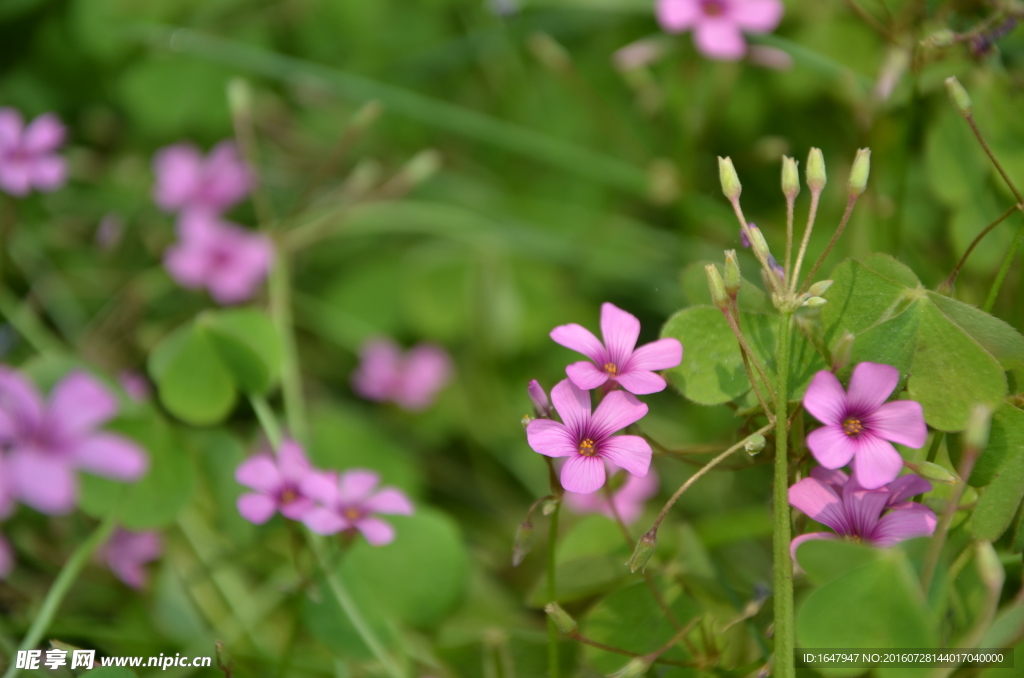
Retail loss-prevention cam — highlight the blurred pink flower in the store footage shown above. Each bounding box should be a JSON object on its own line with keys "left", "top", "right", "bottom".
{"left": 235, "top": 440, "right": 317, "bottom": 524}
{"left": 118, "top": 371, "right": 150, "bottom": 403}
{"left": 0, "top": 454, "right": 12, "bottom": 580}
{"left": 100, "top": 528, "right": 162, "bottom": 589}
{"left": 0, "top": 368, "right": 148, "bottom": 515}
{"left": 656, "top": 0, "right": 783, "bottom": 61}
{"left": 0, "top": 108, "right": 67, "bottom": 197}
{"left": 95, "top": 213, "right": 125, "bottom": 252}
{"left": 804, "top": 362, "right": 927, "bottom": 490}
{"left": 163, "top": 212, "right": 273, "bottom": 305}
{"left": 565, "top": 465, "right": 659, "bottom": 524}
{"left": 551, "top": 302, "right": 682, "bottom": 395}
{"left": 152, "top": 141, "right": 252, "bottom": 217}
{"left": 301, "top": 469, "right": 414, "bottom": 546}
{"left": 0, "top": 533, "right": 11, "bottom": 580}
{"left": 351, "top": 338, "right": 452, "bottom": 411}
{"left": 526, "top": 379, "right": 651, "bottom": 494}
{"left": 789, "top": 467, "right": 936, "bottom": 559}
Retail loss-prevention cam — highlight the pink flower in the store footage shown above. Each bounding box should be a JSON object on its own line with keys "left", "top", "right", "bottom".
{"left": 526, "top": 379, "right": 652, "bottom": 494}
{"left": 100, "top": 528, "right": 162, "bottom": 589}
{"left": 351, "top": 338, "right": 452, "bottom": 411}
{"left": 0, "top": 533, "right": 11, "bottom": 580}
{"left": 235, "top": 440, "right": 317, "bottom": 524}
{"left": 118, "top": 371, "right": 150, "bottom": 403}
{"left": 804, "top": 362, "right": 927, "bottom": 490}
{"left": 0, "top": 369, "right": 148, "bottom": 515}
{"left": 550, "top": 303, "right": 682, "bottom": 396}
{"left": 789, "top": 467, "right": 936, "bottom": 559}
{"left": 565, "top": 465, "right": 659, "bottom": 524}
{"left": 527, "top": 379, "right": 552, "bottom": 418}
{"left": 656, "top": 0, "right": 783, "bottom": 61}
{"left": 152, "top": 142, "right": 252, "bottom": 217}
{"left": 163, "top": 212, "right": 273, "bottom": 305}
{"left": 301, "top": 469, "right": 414, "bottom": 546}
{"left": 0, "top": 108, "right": 67, "bottom": 196}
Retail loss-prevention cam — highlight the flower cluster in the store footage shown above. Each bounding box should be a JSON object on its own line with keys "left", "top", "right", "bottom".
{"left": 525, "top": 303, "right": 683, "bottom": 496}
{"left": 153, "top": 142, "right": 272, "bottom": 305}
{"left": 0, "top": 368, "right": 150, "bottom": 579}
{"left": 790, "top": 362, "right": 936, "bottom": 558}
{"left": 235, "top": 439, "right": 413, "bottom": 546}
{"left": 0, "top": 108, "right": 67, "bottom": 197}
{"left": 99, "top": 528, "right": 163, "bottom": 589}
{"left": 656, "top": 0, "right": 783, "bottom": 61}
{"left": 351, "top": 338, "right": 452, "bottom": 412}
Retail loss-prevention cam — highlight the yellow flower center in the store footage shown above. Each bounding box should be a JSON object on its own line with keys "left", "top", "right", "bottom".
{"left": 842, "top": 418, "right": 864, "bottom": 436}
{"left": 280, "top": 488, "right": 298, "bottom": 504}
{"left": 603, "top": 362, "right": 618, "bottom": 376}
{"left": 343, "top": 507, "right": 362, "bottom": 522}
{"left": 578, "top": 438, "right": 597, "bottom": 456}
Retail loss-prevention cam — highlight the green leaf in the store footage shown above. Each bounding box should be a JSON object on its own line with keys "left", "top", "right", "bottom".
{"left": 148, "top": 323, "right": 237, "bottom": 426}
{"left": 191, "top": 430, "right": 256, "bottom": 544}
{"left": 794, "top": 538, "right": 884, "bottom": 587}
{"left": 972, "top": 420, "right": 1024, "bottom": 541}
{"left": 860, "top": 253, "right": 922, "bottom": 288}
{"left": 927, "top": 292, "right": 1024, "bottom": 370}
{"left": 925, "top": 107, "right": 987, "bottom": 208}
{"left": 200, "top": 308, "right": 282, "bottom": 395}
{"left": 950, "top": 404, "right": 1024, "bottom": 487}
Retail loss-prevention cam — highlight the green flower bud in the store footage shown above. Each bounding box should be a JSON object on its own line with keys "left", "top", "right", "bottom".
{"left": 723, "top": 250, "right": 741, "bottom": 296}
{"left": 806, "top": 147, "right": 826, "bottom": 193}
{"left": 706, "top": 264, "right": 730, "bottom": 311}
{"left": 542, "top": 499, "right": 559, "bottom": 516}
{"left": 747, "top": 225, "right": 772, "bottom": 264}
{"left": 718, "top": 156, "right": 742, "bottom": 201}
{"left": 831, "top": 331, "right": 855, "bottom": 371}
{"left": 512, "top": 520, "right": 534, "bottom": 566}
{"left": 781, "top": 156, "right": 800, "bottom": 199}
{"left": 227, "top": 78, "right": 253, "bottom": 118}
{"left": 544, "top": 603, "right": 578, "bottom": 635}
{"left": 807, "top": 279, "right": 833, "bottom": 297}
{"left": 628, "top": 529, "right": 658, "bottom": 573}
{"left": 921, "top": 29, "right": 956, "bottom": 48}
{"left": 913, "top": 461, "right": 959, "bottom": 486}
{"left": 975, "top": 541, "right": 1005, "bottom": 592}
{"left": 745, "top": 433, "right": 766, "bottom": 455}
{"left": 609, "top": 658, "right": 652, "bottom": 678}
{"left": 965, "top": 403, "right": 992, "bottom": 452}
{"left": 402, "top": 149, "right": 443, "bottom": 186}
{"left": 945, "top": 76, "right": 973, "bottom": 118}
{"left": 803, "top": 296, "right": 827, "bottom": 308}
{"left": 848, "top": 148, "right": 871, "bottom": 197}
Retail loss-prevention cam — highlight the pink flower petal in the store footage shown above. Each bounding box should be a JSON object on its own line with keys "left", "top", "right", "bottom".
{"left": 73, "top": 433, "right": 148, "bottom": 481}
{"left": 352, "top": 339, "right": 403, "bottom": 402}
{"left": 550, "top": 323, "right": 607, "bottom": 364}
{"left": 153, "top": 144, "right": 203, "bottom": 212}
{"left": 22, "top": 113, "right": 65, "bottom": 153}
{"left": 590, "top": 390, "right": 648, "bottom": 439}
{"left": 29, "top": 156, "right": 66, "bottom": 191}
{"left": 337, "top": 469, "right": 380, "bottom": 504}
{"left": 564, "top": 489, "right": 604, "bottom": 515}
{"left": 277, "top": 440, "right": 311, "bottom": 484}
{"left": 790, "top": 532, "right": 838, "bottom": 562}
{"left": 614, "top": 370, "right": 667, "bottom": 395}
{"left": 206, "top": 226, "right": 273, "bottom": 305}
{"left": 788, "top": 477, "right": 848, "bottom": 534}
{"left": 870, "top": 504, "right": 936, "bottom": 546}
{"left": 886, "top": 474, "right": 932, "bottom": 505}
{"left": 163, "top": 239, "right": 209, "bottom": 289}
{"left": 279, "top": 496, "right": 314, "bottom": 520}
{"left": 550, "top": 379, "right": 592, "bottom": 434}
{"left": 364, "top": 488, "right": 414, "bottom": 515}
{"left": 600, "top": 303, "right": 641, "bottom": 367}
{"left": 0, "top": 108, "right": 23, "bottom": 149}
{"left": 565, "top": 361, "right": 610, "bottom": 390}
{"left": 731, "top": 0, "right": 784, "bottom": 32}
{"left": 560, "top": 454, "right": 606, "bottom": 494}
{"left": 526, "top": 419, "right": 577, "bottom": 458}
{"left": 303, "top": 507, "right": 347, "bottom": 535}
{"left": 599, "top": 435, "right": 652, "bottom": 478}
{"left": 355, "top": 516, "right": 396, "bottom": 546}
{"left": 809, "top": 466, "right": 849, "bottom": 490}
{"left": 657, "top": 0, "right": 701, "bottom": 32}
{"left": 235, "top": 454, "right": 282, "bottom": 494}
{"left": 842, "top": 487, "right": 889, "bottom": 537}
{"left": 627, "top": 338, "right": 682, "bottom": 371}
{"left": 528, "top": 379, "right": 551, "bottom": 416}
{"left": 46, "top": 371, "right": 118, "bottom": 437}
{"left": 867, "top": 400, "right": 926, "bottom": 448}
{"left": 694, "top": 19, "right": 747, "bottom": 60}
{"left": 395, "top": 344, "right": 452, "bottom": 411}
{"left": 0, "top": 535, "right": 12, "bottom": 580}
{"left": 9, "top": 451, "right": 77, "bottom": 515}
{"left": 850, "top": 434, "right": 904, "bottom": 490}
{"left": 806, "top": 425, "right": 858, "bottom": 469}
{"left": 201, "top": 141, "right": 252, "bottom": 211}
{"left": 300, "top": 470, "right": 340, "bottom": 505}
{"left": 803, "top": 370, "right": 847, "bottom": 426}
{"left": 846, "top": 362, "right": 899, "bottom": 415}
{"left": 238, "top": 493, "right": 278, "bottom": 524}
{"left": 0, "top": 367, "right": 44, "bottom": 438}
{"left": 0, "top": 162, "right": 31, "bottom": 196}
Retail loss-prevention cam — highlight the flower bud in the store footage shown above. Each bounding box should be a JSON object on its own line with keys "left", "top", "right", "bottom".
{"left": 747, "top": 225, "right": 772, "bottom": 264}
{"left": 718, "top": 156, "right": 742, "bottom": 201}
{"left": 706, "top": 264, "right": 730, "bottom": 311}
{"left": 803, "top": 296, "right": 827, "bottom": 308}
{"left": 807, "top": 280, "right": 833, "bottom": 297}
{"left": 402, "top": 149, "right": 443, "bottom": 186}
{"left": 945, "top": 76, "right": 973, "bottom": 118}
{"left": 975, "top": 541, "right": 1005, "bottom": 592}
{"left": 609, "top": 658, "right": 652, "bottom": 678}
{"left": 227, "top": 78, "right": 253, "bottom": 119}
{"left": 528, "top": 379, "right": 551, "bottom": 418}
{"left": 723, "top": 250, "right": 741, "bottom": 296}
{"left": 745, "top": 434, "right": 766, "bottom": 455}
{"left": 512, "top": 520, "right": 534, "bottom": 566}
{"left": 806, "top": 147, "right": 826, "bottom": 193}
{"left": 544, "top": 603, "right": 578, "bottom": 635}
{"left": 542, "top": 499, "right": 559, "bottom": 516}
{"left": 921, "top": 29, "right": 956, "bottom": 48}
{"left": 521, "top": 414, "right": 533, "bottom": 430}
{"left": 628, "top": 529, "right": 657, "bottom": 573}
{"left": 848, "top": 148, "right": 871, "bottom": 197}
{"left": 781, "top": 156, "right": 800, "bottom": 199}
{"left": 913, "top": 461, "right": 959, "bottom": 486}
{"left": 831, "top": 331, "right": 855, "bottom": 371}
{"left": 964, "top": 403, "right": 992, "bottom": 452}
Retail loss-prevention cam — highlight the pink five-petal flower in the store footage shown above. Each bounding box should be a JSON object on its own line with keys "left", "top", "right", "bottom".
{"left": 163, "top": 211, "right": 273, "bottom": 305}
{"left": 526, "top": 379, "right": 652, "bottom": 494}
{"left": 152, "top": 141, "right": 253, "bottom": 217}
{"left": 565, "top": 465, "right": 659, "bottom": 524}
{"left": 235, "top": 439, "right": 317, "bottom": 524}
{"left": 300, "top": 469, "right": 414, "bottom": 546}
{"left": 803, "top": 362, "right": 927, "bottom": 490}
{"left": 351, "top": 338, "right": 452, "bottom": 412}
{"left": 0, "top": 108, "right": 67, "bottom": 197}
{"left": 788, "top": 466, "right": 936, "bottom": 561}
{"left": 655, "top": 0, "right": 783, "bottom": 61}
{"left": 550, "top": 302, "right": 682, "bottom": 396}
{"left": 100, "top": 528, "right": 162, "bottom": 589}
{"left": 0, "top": 368, "right": 148, "bottom": 515}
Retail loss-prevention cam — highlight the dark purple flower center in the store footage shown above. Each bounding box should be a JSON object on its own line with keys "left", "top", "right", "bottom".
{"left": 578, "top": 438, "right": 598, "bottom": 457}
{"left": 603, "top": 362, "right": 618, "bottom": 376}
{"left": 209, "top": 245, "right": 234, "bottom": 269}
{"left": 701, "top": 0, "right": 726, "bottom": 16}
{"left": 842, "top": 417, "right": 864, "bottom": 436}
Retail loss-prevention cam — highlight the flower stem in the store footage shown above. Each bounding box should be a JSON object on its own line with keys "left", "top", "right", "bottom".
{"left": 943, "top": 204, "right": 1021, "bottom": 290}
{"left": 983, "top": 217, "right": 1024, "bottom": 313}
{"left": 250, "top": 394, "right": 283, "bottom": 450}
{"left": 547, "top": 499, "right": 561, "bottom": 678}
{"left": 2, "top": 517, "right": 116, "bottom": 678}
{"left": 772, "top": 313, "right": 796, "bottom": 678}
{"left": 798, "top": 195, "right": 858, "bottom": 296}
{"left": 269, "top": 255, "right": 308, "bottom": 445}
{"left": 790, "top": 191, "right": 821, "bottom": 295}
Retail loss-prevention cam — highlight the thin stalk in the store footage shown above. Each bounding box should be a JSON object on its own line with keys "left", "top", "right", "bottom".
{"left": 269, "top": 255, "right": 308, "bottom": 445}
{"left": 547, "top": 500, "right": 561, "bottom": 678}
{"left": 2, "top": 518, "right": 116, "bottom": 678}
{"left": 799, "top": 196, "right": 858, "bottom": 295}
{"left": 563, "top": 630, "right": 695, "bottom": 668}
{"left": 0, "top": 288, "right": 66, "bottom": 356}
{"left": 728, "top": 200, "right": 784, "bottom": 298}
{"left": 943, "top": 204, "right": 1021, "bottom": 289}
{"left": 772, "top": 313, "right": 796, "bottom": 678}
{"left": 784, "top": 195, "right": 796, "bottom": 290}
{"left": 966, "top": 117, "right": 1024, "bottom": 204}
{"left": 984, "top": 218, "right": 1024, "bottom": 313}
{"left": 250, "top": 395, "right": 283, "bottom": 450}
{"left": 921, "top": 439, "right": 982, "bottom": 593}
{"left": 725, "top": 303, "right": 776, "bottom": 406}
{"left": 790, "top": 191, "right": 821, "bottom": 294}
